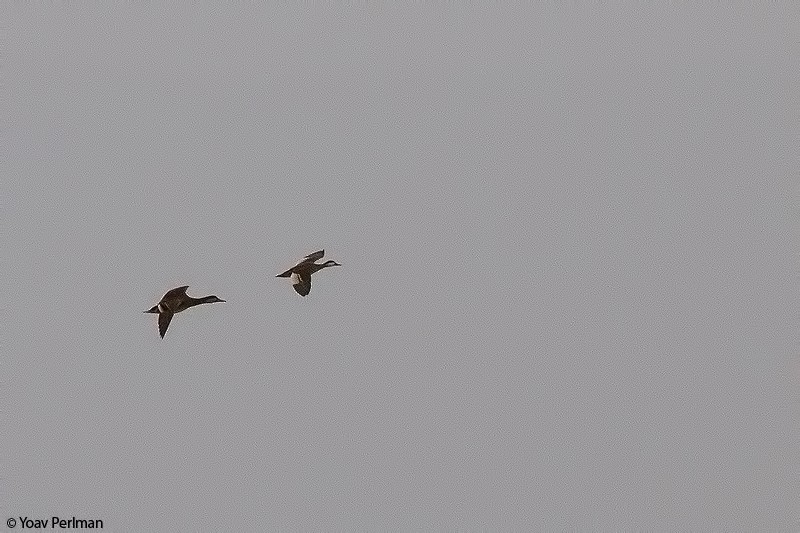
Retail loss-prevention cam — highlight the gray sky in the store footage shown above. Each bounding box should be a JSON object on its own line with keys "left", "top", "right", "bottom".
{"left": 6, "top": 3, "right": 798, "bottom": 530}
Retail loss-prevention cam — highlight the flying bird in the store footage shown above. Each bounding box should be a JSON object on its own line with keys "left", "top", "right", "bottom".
{"left": 276, "top": 249, "right": 341, "bottom": 296}
{"left": 144, "top": 286, "right": 225, "bottom": 338}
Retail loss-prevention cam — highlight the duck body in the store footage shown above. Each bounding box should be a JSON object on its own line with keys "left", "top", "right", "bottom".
{"left": 276, "top": 249, "right": 341, "bottom": 296}
{"left": 145, "top": 285, "right": 225, "bottom": 338}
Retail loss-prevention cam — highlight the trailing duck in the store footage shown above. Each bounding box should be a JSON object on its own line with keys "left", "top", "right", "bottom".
{"left": 145, "top": 286, "right": 225, "bottom": 338}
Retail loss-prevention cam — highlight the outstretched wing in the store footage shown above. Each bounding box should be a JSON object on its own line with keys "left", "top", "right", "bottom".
{"left": 162, "top": 286, "right": 189, "bottom": 299}
{"left": 292, "top": 272, "right": 312, "bottom": 296}
{"left": 158, "top": 311, "right": 174, "bottom": 338}
{"left": 300, "top": 250, "right": 324, "bottom": 263}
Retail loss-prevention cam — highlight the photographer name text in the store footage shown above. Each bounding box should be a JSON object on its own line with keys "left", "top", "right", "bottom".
{"left": 11, "top": 517, "right": 103, "bottom": 529}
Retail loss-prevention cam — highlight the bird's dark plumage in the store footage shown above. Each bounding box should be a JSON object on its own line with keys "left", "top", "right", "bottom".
{"left": 145, "top": 286, "right": 225, "bottom": 338}
{"left": 276, "top": 250, "right": 340, "bottom": 297}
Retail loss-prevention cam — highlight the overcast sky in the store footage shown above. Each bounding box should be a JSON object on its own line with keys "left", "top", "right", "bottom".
{"left": 6, "top": 3, "right": 798, "bottom": 530}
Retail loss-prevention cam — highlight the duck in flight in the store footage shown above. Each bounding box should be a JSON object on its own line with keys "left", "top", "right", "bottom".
{"left": 145, "top": 286, "right": 225, "bottom": 338}
{"left": 276, "top": 249, "right": 341, "bottom": 296}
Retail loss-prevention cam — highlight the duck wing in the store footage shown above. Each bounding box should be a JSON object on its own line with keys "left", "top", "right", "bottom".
{"left": 300, "top": 250, "right": 324, "bottom": 263}
{"left": 292, "top": 272, "right": 312, "bottom": 296}
{"left": 162, "top": 286, "right": 189, "bottom": 299}
{"left": 158, "top": 311, "right": 174, "bottom": 338}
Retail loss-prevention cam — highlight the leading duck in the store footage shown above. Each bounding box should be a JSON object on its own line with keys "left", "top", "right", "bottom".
{"left": 145, "top": 286, "right": 225, "bottom": 338}
{"left": 276, "top": 249, "right": 341, "bottom": 296}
